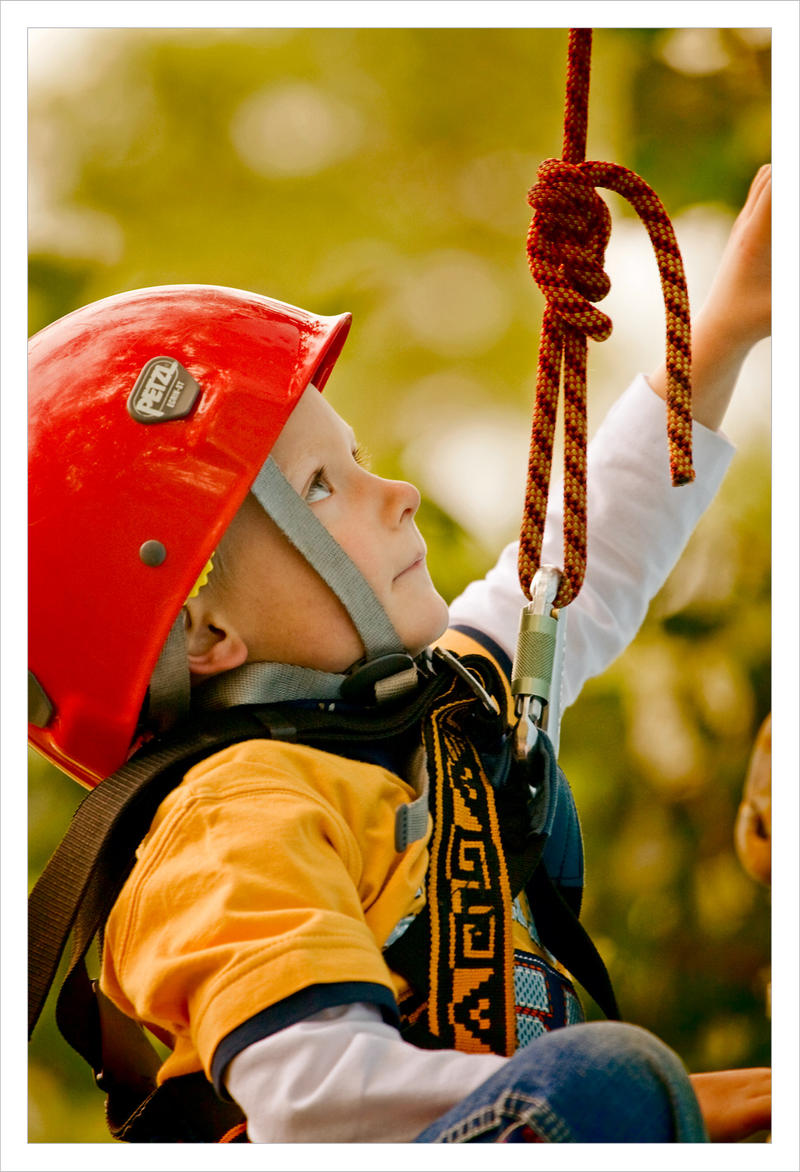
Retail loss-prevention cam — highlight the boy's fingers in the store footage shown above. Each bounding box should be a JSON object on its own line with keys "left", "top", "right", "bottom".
{"left": 745, "top": 164, "right": 771, "bottom": 211}
{"left": 732, "top": 166, "right": 771, "bottom": 241}
{"left": 736, "top": 164, "right": 770, "bottom": 224}
{"left": 742, "top": 1091, "right": 772, "bottom": 1133}
{"left": 750, "top": 163, "right": 771, "bottom": 193}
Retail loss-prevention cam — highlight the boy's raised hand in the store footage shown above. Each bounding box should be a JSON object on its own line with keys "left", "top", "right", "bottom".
{"left": 689, "top": 1067, "right": 771, "bottom": 1142}
{"left": 698, "top": 163, "right": 772, "bottom": 352}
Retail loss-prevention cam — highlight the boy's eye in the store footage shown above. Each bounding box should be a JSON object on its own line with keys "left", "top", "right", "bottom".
{"left": 305, "top": 470, "right": 332, "bottom": 503}
{"left": 304, "top": 446, "right": 369, "bottom": 504}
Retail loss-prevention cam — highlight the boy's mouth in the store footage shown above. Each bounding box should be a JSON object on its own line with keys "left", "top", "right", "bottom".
{"left": 394, "top": 552, "right": 425, "bottom": 581}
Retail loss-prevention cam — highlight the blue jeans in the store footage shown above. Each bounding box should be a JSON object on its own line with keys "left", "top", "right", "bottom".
{"left": 413, "top": 1021, "right": 708, "bottom": 1143}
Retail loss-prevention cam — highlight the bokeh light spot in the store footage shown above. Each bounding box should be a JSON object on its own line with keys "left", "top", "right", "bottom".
{"left": 395, "top": 250, "right": 511, "bottom": 356}
{"left": 658, "top": 29, "right": 731, "bottom": 77}
{"left": 230, "top": 82, "right": 364, "bottom": 178}
{"left": 402, "top": 401, "right": 529, "bottom": 544}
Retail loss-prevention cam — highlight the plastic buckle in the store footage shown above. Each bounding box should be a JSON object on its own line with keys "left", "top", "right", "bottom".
{"left": 340, "top": 653, "right": 418, "bottom": 703}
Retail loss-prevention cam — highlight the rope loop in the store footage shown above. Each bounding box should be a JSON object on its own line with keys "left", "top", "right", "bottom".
{"left": 527, "top": 158, "right": 612, "bottom": 342}
{"left": 517, "top": 28, "right": 694, "bottom": 610}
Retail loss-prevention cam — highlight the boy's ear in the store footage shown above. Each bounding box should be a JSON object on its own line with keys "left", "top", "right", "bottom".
{"left": 183, "top": 602, "right": 249, "bottom": 677}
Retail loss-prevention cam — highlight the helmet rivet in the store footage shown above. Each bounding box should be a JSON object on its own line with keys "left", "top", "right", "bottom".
{"left": 139, "top": 540, "right": 167, "bottom": 567}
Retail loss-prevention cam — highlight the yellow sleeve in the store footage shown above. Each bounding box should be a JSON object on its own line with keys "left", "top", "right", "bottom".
{"left": 101, "top": 739, "right": 427, "bottom": 1082}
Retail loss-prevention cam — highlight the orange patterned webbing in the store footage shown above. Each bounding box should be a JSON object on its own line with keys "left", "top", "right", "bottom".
{"left": 519, "top": 28, "right": 694, "bottom": 608}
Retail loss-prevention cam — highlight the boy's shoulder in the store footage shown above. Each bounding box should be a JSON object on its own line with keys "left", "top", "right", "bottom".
{"left": 139, "top": 735, "right": 418, "bottom": 852}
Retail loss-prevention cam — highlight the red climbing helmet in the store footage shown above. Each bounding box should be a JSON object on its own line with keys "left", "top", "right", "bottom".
{"left": 28, "top": 285, "right": 351, "bottom": 787}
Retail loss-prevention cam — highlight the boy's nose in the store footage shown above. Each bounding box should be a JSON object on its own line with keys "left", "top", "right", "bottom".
{"left": 382, "top": 477, "right": 421, "bottom": 525}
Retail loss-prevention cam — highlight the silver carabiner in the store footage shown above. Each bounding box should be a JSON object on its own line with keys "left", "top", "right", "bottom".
{"left": 510, "top": 565, "right": 565, "bottom": 759}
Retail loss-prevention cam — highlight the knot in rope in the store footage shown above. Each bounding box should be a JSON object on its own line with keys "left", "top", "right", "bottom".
{"left": 517, "top": 29, "right": 694, "bottom": 611}
{"left": 527, "top": 157, "right": 612, "bottom": 343}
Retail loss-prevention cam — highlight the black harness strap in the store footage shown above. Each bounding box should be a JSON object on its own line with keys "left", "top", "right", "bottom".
{"left": 526, "top": 863, "right": 620, "bottom": 1021}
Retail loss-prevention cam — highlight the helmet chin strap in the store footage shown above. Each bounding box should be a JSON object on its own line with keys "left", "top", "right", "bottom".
{"left": 251, "top": 457, "right": 405, "bottom": 659}
{"left": 190, "top": 456, "right": 420, "bottom": 715}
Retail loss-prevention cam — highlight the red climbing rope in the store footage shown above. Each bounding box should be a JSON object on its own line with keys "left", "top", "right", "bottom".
{"left": 518, "top": 28, "right": 694, "bottom": 609}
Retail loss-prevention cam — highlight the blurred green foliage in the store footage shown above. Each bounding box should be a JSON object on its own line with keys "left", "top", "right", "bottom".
{"left": 27, "top": 26, "right": 770, "bottom": 1143}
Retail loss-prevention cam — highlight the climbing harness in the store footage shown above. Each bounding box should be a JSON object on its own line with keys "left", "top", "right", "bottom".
{"left": 511, "top": 28, "right": 695, "bottom": 757}
{"left": 28, "top": 647, "right": 617, "bottom": 1142}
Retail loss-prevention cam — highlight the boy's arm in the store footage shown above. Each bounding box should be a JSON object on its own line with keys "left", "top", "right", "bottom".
{"left": 226, "top": 1002, "right": 508, "bottom": 1142}
{"left": 449, "top": 166, "right": 770, "bottom": 707}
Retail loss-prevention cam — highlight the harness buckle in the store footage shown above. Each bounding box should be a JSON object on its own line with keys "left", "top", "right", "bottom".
{"left": 340, "top": 652, "right": 419, "bottom": 703}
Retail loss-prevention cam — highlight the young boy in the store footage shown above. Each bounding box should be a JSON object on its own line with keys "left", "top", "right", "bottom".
{"left": 28, "top": 166, "right": 772, "bottom": 1143}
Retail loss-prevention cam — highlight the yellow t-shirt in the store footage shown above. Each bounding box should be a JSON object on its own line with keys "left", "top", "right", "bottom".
{"left": 102, "top": 737, "right": 431, "bottom": 1082}
{"left": 101, "top": 632, "right": 566, "bottom": 1086}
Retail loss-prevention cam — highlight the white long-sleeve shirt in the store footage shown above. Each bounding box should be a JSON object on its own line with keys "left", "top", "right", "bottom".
{"left": 227, "top": 374, "right": 735, "bottom": 1142}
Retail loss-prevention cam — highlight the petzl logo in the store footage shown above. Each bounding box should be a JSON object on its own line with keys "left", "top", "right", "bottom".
{"left": 128, "top": 356, "right": 202, "bottom": 423}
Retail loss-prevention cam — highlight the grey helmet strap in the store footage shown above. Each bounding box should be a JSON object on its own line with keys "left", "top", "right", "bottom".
{"left": 250, "top": 457, "right": 405, "bottom": 660}
{"left": 147, "top": 612, "right": 190, "bottom": 731}
{"left": 193, "top": 660, "right": 346, "bottom": 711}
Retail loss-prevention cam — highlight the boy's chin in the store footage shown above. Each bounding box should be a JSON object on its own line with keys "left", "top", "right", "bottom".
{"left": 403, "top": 605, "right": 450, "bottom": 658}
